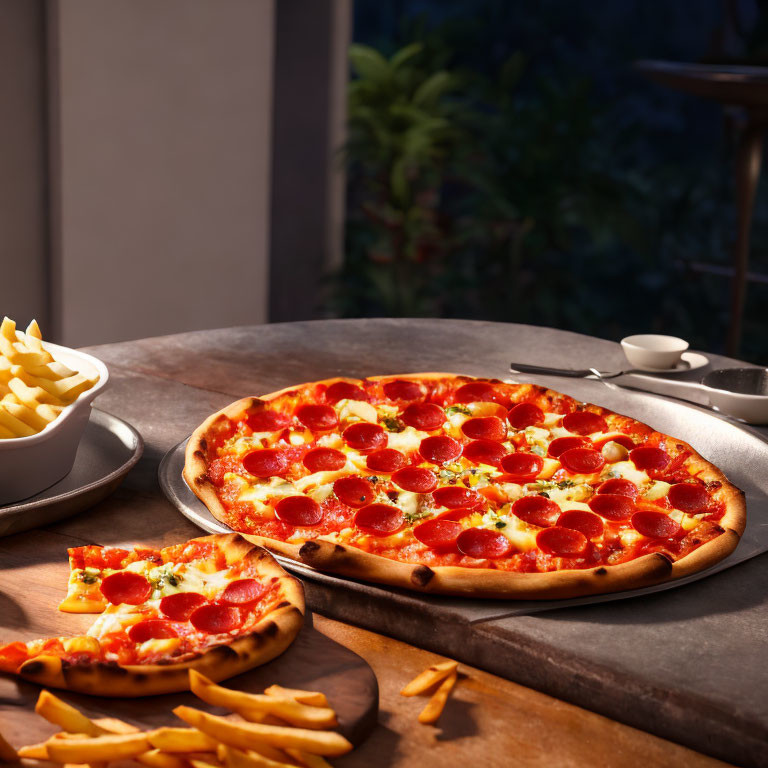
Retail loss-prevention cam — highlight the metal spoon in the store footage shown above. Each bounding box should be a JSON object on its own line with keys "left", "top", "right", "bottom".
{"left": 509, "top": 362, "right": 768, "bottom": 424}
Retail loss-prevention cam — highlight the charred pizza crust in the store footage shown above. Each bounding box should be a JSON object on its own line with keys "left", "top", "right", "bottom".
{"left": 15, "top": 534, "right": 305, "bottom": 696}
{"left": 184, "top": 375, "right": 746, "bottom": 600}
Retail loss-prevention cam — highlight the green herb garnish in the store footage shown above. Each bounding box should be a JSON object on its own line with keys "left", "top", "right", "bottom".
{"left": 381, "top": 416, "right": 405, "bottom": 433}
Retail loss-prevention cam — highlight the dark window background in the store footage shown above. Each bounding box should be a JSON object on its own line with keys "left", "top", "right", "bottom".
{"left": 326, "top": 0, "right": 768, "bottom": 363}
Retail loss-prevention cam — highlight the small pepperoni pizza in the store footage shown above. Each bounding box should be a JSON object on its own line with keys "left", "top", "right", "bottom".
{"left": 184, "top": 375, "right": 746, "bottom": 599}
{"left": 0, "top": 534, "right": 304, "bottom": 695}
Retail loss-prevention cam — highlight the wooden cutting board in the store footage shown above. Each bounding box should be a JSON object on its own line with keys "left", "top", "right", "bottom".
{"left": 0, "top": 614, "right": 378, "bottom": 754}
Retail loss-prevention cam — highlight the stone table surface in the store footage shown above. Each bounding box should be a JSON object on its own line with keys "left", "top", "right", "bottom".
{"left": 13, "top": 317, "right": 759, "bottom": 766}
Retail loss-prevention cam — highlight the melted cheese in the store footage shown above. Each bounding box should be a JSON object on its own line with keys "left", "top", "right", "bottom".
{"left": 386, "top": 426, "right": 428, "bottom": 453}
{"left": 481, "top": 510, "right": 537, "bottom": 551}
{"left": 642, "top": 480, "right": 671, "bottom": 501}
{"left": 336, "top": 399, "right": 378, "bottom": 424}
{"left": 619, "top": 528, "right": 643, "bottom": 546}
{"left": 238, "top": 478, "right": 297, "bottom": 505}
{"left": 603, "top": 461, "right": 649, "bottom": 486}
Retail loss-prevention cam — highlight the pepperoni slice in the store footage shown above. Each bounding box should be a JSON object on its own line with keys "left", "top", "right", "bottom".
{"left": 419, "top": 435, "right": 462, "bottom": 464}
{"left": 366, "top": 448, "right": 406, "bottom": 473}
{"left": 296, "top": 404, "right": 338, "bottom": 432}
{"left": 548, "top": 436, "right": 590, "bottom": 458}
{"left": 500, "top": 452, "right": 544, "bottom": 482}
{"left": 436, "top": 507, "right": 475, "bottom": 521}
{"left": 462, "top": 439, "right": 506, "bottom": 466}
{"left": 190, "top": 604, "right": 243, "bottom": 634}
{"left": 598, "top": 478, "right": 639, "bottom": 499}
{"left": 392, "top": 466, "right": 437, "bottom": 493}
{"left": 537, "top": 527, "right": 588, "bottom": 556}
{"left": 455, "top": 381, "right": 500, "bottom": 404}
{"left": 413, "top": 519, "right": 462, "bottom": 550}
{"left": 100, "top": 571, "right": 152, "bottom": 605}
{"left": 160, "top": 592, "right": 207, "bottom": 621}
{"left": 220, "top": 578, "right": 265, "bottom": 606}
{"left": 274, "top": 496, "right": 323, "bottom": 527}
{"left": 325, "top": 381, "right": 366, "bottom": 403}
{"left": 668, "top": 483, "right": 708, "bottom": 513}
{"left": 401, "top": 402, "right": 445, "bottom": 431}
{"left": 354, "top": 504, "right": 404, "bottom": 536}
{"left": 588, "top": 493, "right": 635, "bottom": 521}
{"left": 383, "top": 379, "right": 423, "bottom": 401}
{"left": 461, "top": 416, "right": 506, "bottom": 442}
{"left": 560, "top": 447, "right": 605, "bottom": 475}
{"left": 629, "top": 446, "right": 670, "bottom": 471}
{"left": 456, "top": 528, "right": 513, "bottom": 559}
{"left": 343, "top": 422, "right": 386, "bottom": 451}
{"left": 631, "top": 511, "right": 681, "bottom": 539}
{"left": 247, "top": 410, "right": 289, "bottom": 433}
{"left": 507, "top": 402, "right": 544, "bottom": 430}
{"left": 433, "top": 485, "right": 480, "bottom": 508}
{"left": 562, "top": 411, "right": 608, "bottom": 435}
{"left": 243, "top": 449, "right": 288, "bottom": 478}
{"left": 127, "top": 619, "right": 178, "bottom": 644}
{"left": 333, "top": 476, "right": 375, "bottom": 508}
{"left": 557, "top": 509, "right": 604, "bottom": 539}
{"left": 302, "top": 447, "right": 346, "bottom": 473}
{"left": 511, "top": 495, "right": 560, "bottom": 527}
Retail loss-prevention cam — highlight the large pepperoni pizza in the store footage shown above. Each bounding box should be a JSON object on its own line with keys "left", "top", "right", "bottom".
{"left": 183, "top": 374, "right": 745, "bottom": 599}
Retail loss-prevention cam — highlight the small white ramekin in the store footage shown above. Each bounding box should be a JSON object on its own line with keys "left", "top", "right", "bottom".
{"left": 621, "top": 334, "right": 689, "bottom": 370}
{"left": 0, "top": 339, "right": 109, "bottom": 504}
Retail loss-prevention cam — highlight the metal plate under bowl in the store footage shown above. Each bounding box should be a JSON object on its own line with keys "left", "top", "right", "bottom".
{"left": 158, "top": 381, "right": 768, "bottom": 620}
{"left": 0, "top": 409, "right": 143, "bottom": 537}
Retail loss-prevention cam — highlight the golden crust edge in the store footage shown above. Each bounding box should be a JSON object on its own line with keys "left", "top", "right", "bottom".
{"left": 184, "top": 373, "right": 747, "bottom": 599}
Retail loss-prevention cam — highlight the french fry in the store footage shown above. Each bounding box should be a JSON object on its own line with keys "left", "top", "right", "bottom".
{"left": 45, "top": 732, "right": 151, "bottom": 763}
{"left": 92, "top": 716, "right": 140, "bottom": 734}
{"left": 35, "top": 690, "right": 110, "bottom": 737}
{"left": 217, "top": 740, "right": 293, "bottom": 764}
{"left": 173, "top": 706, "right": 352, "bottom": 758}
{"left": 285, "top": 748, "right": 333, "bottom": 768}
{"left": 190, "top": 671, "right": 337, "bottom": 730}
{"left": 418, "top": 671, "right": 457, "bottom": 725}
{"left": 136, "top": 748, "right": 189, "bottom": 768}
{"left": 0, "top": 727, "right": 17, "bottom": 762}
{"left": 262, "top": 686, "right": 328, "bottom": 708}
{"left": 188, "top": 758, "right": 224, "bottom": 768}
{"left": 220, "top": 743, "right": 296, "bottom": 768}
{"left": 148, "top": 727, "right": 219, "bottom": 753}
{"left": 18, "top": 740, "right": 50, "bottom": 759}
{"left": 400, "top": 660, "right": 458, "bottom": 696}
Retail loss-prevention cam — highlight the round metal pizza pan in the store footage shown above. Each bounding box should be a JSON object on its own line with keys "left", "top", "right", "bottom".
{"left": 158, "top": 379, "right": 768, "bottom": 616}
{"left": 0, "top": 408, "right": 143, "bottom": 538}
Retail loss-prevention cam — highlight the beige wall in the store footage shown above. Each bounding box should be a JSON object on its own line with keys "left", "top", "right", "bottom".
{"left": 48, "top": 0, "right": 275, "bottom": 346}
{"left": 0, "top": 0, "right": 48, "bottom": 330}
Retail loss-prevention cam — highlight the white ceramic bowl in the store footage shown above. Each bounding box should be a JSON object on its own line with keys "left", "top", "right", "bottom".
{"left": 0, "top": 340, "right": 109, "bottom": 504}
{"left": 621, "top": 334, "right": 689, "bottom": 370}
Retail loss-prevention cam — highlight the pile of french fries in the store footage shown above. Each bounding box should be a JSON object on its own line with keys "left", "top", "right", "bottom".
{"left": 400, "top": 660, "right": 459, "bottom": 725}
{"left": 0, "top": 317, "right": 98, "bottom": 439}
{"left": 1, "top": 670, "right": 352, "bottom": 767}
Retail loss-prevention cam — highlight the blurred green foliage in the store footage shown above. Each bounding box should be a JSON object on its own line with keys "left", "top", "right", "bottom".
{"left": 327, "top": 4, "right": 766, "bottom": 362}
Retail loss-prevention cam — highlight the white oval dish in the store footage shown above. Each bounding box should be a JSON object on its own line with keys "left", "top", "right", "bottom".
{"left": 0, "top": 339, "right": 109, "bottom": 505}
{"left": 702, "top": 368, "right": 768, "bottom": 424}
{"left": 621, "top": 334, "right": 689, "bottom": 370}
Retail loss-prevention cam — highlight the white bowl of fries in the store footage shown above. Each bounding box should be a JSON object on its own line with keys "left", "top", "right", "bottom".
{"left": 0, "top": 318, "right": 108, "bottom": 504}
